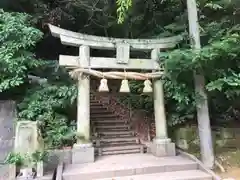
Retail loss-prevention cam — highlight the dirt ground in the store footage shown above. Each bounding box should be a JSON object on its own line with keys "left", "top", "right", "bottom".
{"left": 215, "top": 149, "right": 240, "bottom": 179}
{"left": 219, "top": 168, "right": 240, "bottom": 179}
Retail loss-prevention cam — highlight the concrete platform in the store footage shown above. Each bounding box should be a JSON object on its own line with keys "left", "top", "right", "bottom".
{"left": 62, "top": 154, "right": 211, "bottom": 180}
{"left": 98, "top": 170, "right": 212, "bottom": 180}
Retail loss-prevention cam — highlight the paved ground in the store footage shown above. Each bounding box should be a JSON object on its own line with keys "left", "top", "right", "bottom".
{"left": 62, "top": 154, "right": 213, "bottom": 180}
{"left": 64, "top": 154, "right": 197, "bottom": 174}
{"left": 0, "top": 101, "right": 15, "bottom": 163}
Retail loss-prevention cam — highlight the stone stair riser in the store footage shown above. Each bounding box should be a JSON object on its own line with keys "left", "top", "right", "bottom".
{"left": 97, "top": 131, "right": 134, "bottom": 135}
{"left": 90, "top": 106, "right": 107, "bottom": 110}
{"left": 95, "top": 127, "right": 130, "bottom": 132}
{"left": 63, "top": 162, "right": 199, "bottom": 180}
{"left": 100, "top": 145, "right": 143, "bottom": 151}
{"left": 100, "top": 149, "right": 142, "bottom": 155}
{"left": 99, "top": 137, "right": 137, "bottom": 142}
{"left": 97, "top": 142, "right": 140, "bottom": 147}
{"left": 91, "top": 115, "right": 118, "bottom": 119}
{"left": 99, "top": 134, "right": 134, "bottom": 138}
{"left": 91, "top": 120, "right": 128, "bottom": 124}
{"left": 91, "top": 111, "right": 112, "bottom": 114}
{"left": 95, "top": 124, "right": 130, "bottom": 129}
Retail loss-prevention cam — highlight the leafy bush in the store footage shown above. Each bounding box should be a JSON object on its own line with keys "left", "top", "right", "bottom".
{"left": 0, "top": 10, "right": 78, "bottom": 149}
{"left": 17, "top": 83, "right": 78, "bottom": 149}
{"left": 5, "top": 152, "right": 24, "bottom": 166}
{"left": 0, "top": 10, "right": 43, "bottom": 92}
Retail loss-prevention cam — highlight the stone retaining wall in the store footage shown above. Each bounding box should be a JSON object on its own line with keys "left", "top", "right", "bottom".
{"left": 0, "top": 164, "right": 15, "bottom": 180}
{"left": 0, "top": 101, "right": 15, "bottom": 163}
{"left": 45, "top": 149, "right": 72, "bottom": 172}
{"left": 173, "top": 126, "right": 240, "bottom": 153}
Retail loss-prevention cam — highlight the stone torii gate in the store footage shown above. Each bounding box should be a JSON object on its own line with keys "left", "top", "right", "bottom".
{"left": 49, "top": 24, "right": 182, "bottom": 163}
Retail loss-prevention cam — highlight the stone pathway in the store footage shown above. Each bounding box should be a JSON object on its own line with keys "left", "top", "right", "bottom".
{"left": 0, "top": 101, "right": 15, "bottom": 163}
{"left": 62, "top": 154, "right": 213, "bottom": 180}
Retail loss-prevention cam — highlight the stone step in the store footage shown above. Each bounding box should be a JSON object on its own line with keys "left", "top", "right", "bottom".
{"left": 99, "top": 137, "right": 138, "bottom": 143}
{"left": 90, "top": 103, "right": 105, "bottom": 107}
{"left": 90, "top": 110, "right": 112, "bottom": 114}
{"left": 90, "top": 100, "right": 100, "bottom": 103}
{"left": 90, "top": 107, "right": 108, "bottom": 112}
{"left": 98, "top": 141, "right": 139, "bottom": 147}
{"left": 97, "top": 170, "right": 212, "bottom": 180}
{"left": 99, "top": 133, "right": 134, "bottom": 138}
{"left": 94, "top": 123, "right": 130, "bottom": 130}
{"left": 91, "top": 119, "right": 127, "bottom": 124}
{"left": 95, "top": 124, "right": 130, "bottom": 129}
{"left": 90, "top": 105, "right": 105, "bottom": 109}
{"left": 97, "top": 130, "right": 134, "bottom": 136}
{"left": 92, "top": 118, "right": 124, "bottom": 123}
{"left": 63, "top": 155, "right": 199, "bottom": 180}
{"left": 96, "top": 126, "right": 129, "bottom": 131}
{"left": 90, "top": 103, "right": 104, "bottom": 106}
{"left": 100, "top": 149, "right": 141, "bottom": 156}
{"left": 94, "top": 142, "right": 141, "bottom": 152}
{"left": 100, "top": 144, "right": 143, "bottom": 151}
{"left": 91, "top": 114, "right": 118, "bottom": 119}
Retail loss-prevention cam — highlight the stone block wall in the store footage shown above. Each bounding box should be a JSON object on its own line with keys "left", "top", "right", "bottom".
{"left": 0, "top": 165, "right": 10, "bottom": 180}
{"left": 45, "top": 149, "right": 72, "bottom": 172}
{"left": 173, "top": 126, "right": 240, "bottom": 153}
{"left": 0, "top": 164, "right": 15, "bottom": 180}
{"left": 0, "top": 101, "right": 15, "bottom": 163}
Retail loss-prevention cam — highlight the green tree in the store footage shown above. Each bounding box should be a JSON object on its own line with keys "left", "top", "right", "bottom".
{"left": 0, "top": 10, "right": 43, "bottom": 92}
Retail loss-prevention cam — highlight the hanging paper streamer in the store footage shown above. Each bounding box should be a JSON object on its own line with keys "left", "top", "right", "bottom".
{"left": 98, "top": 78, "right": 109, "bottom": 92}
{"left": 120, "top": 79, "right": 130, "bottom": 93}
{"left": 143, "top": 79, "right": 152, "bottom": 93}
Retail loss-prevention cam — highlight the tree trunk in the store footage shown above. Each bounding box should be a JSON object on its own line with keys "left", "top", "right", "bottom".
{"left": 186, "top": 0, "right": 214, "bottom": 168}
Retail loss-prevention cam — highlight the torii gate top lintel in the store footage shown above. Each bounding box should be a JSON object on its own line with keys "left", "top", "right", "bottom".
{"left": 48, "top": 24, "right": 182, "bottom": 50}
{"left": 48, "top": 24, "right": 182, "bottom": 71}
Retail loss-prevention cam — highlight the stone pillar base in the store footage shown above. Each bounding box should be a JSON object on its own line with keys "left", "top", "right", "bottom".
{"left": 150, "top": 138, "right": 176, "bottom": 157}
{"left": 72, "top": 143, "right": 94, "bottom": 164}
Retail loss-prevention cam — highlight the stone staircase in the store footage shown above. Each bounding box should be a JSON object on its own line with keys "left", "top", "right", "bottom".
{"left": 59, "top": 94, "right": 216, "bottom": 180}
{"left": 61, "top": 154, "right": 214, "bottom": 180}
{"left": 90, "top": 96, "right": 144, "bottom": 156}
{"left": 58, "top": 94, "right": 218, "bottom": 180}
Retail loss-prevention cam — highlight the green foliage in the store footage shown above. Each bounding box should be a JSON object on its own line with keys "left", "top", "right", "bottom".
{"left": 115, "top": 0, "right": 240, "bottom": 126}
{"left": 5, "top": 152, "right": 24, "bottom": 166}
{"left": 0, "top": 10, "right": 43, "bottom": 92}
{"left": 116, "top": 0, "right": 132, "bottom": 24}
{"left": 31, "top": 151, "right": 48, "bottom": 163}
{"left": 0, "top": 10, "right": 77, "bottom": 148}
{"left": 17, "top": 82, "right": 77, "bottom": 149}
{"left": 5, "top": 151, "right": 49, "bottom": 167}
{"left": 0, "top": 10, "right": 78, "bottom": 149}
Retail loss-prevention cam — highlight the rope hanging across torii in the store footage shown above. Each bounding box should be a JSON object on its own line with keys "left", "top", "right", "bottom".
{"left": 68, "top": 66, "right": 164, "bottom": 93}
{"left": 69, "top": 67, "right": 164, "bottom": 80}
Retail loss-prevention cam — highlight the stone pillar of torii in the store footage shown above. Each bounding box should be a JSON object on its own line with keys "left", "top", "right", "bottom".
{"left": 49, "top": 24, "right": 182, "bottom": 163}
